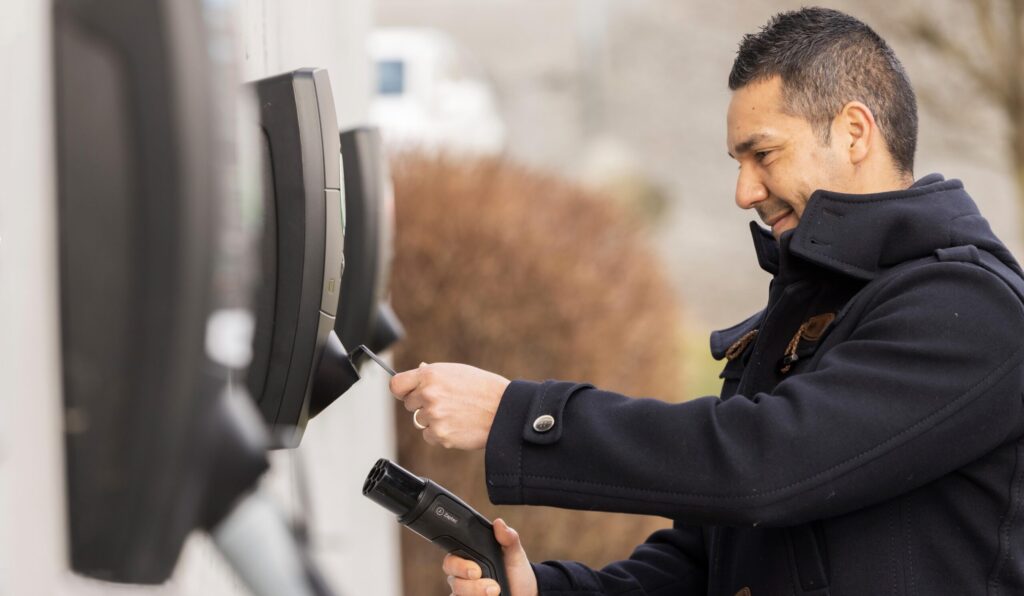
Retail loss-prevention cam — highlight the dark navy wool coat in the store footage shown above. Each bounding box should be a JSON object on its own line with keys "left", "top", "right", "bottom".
{"left": 485, "top": 174, "right": 1024, "bottom": 595}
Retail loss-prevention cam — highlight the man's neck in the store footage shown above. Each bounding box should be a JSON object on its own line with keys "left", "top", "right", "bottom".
{"left": 843, "top": 170, "right": 914, "bottom": 195}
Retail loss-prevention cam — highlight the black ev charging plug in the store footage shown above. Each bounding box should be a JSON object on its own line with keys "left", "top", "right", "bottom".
{"left": 363, "top": 459, "right": 511, "bottom": 595}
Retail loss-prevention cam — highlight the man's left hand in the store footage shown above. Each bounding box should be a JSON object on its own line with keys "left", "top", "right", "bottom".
{"left": 389, "top": 363, "right": 510, "bottom": 450}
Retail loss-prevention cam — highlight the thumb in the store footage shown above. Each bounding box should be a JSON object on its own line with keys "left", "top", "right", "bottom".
{"left": 389, "top": 368, "right": 421, "bottom": 398}
{"left": 494, "top": 518, "right": 528, "bottom": 564}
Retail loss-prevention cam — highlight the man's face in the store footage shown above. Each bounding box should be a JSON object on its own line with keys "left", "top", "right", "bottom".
{"left": 727, "top": 76, "right": 850, "bottom": 239}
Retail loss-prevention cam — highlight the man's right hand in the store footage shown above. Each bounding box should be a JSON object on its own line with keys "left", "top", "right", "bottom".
{"left": 442, "top": 518, "right": 538, "bottom": 596}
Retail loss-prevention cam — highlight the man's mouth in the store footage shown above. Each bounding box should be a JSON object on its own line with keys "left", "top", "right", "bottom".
{"left": 763, "top": 210, "right": 797, "bottom": 237}
{"left": 763, "top": 209, "right": 793, "bottom": 229}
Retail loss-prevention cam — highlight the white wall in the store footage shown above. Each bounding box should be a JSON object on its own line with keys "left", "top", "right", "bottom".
{"left": 0, "top": 2, "right": 68, "bottom": 595}
{"left": 241, "top": 0, "right": 374, "bottom": 130}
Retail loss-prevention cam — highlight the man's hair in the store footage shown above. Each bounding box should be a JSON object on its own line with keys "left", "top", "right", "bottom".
{"left": 729, "top": 7, "right": 917, "bottom": 174}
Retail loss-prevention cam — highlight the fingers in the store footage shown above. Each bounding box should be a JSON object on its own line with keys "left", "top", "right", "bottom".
{"left": 447, "top": 576, "right": 501, "bottom": 595}
{"left": 391, "top": 376, "right": 424, "bottom": 417}
{"left": 493, "top": 518, "right": 529, "bottom": 570}
{"left": 392, "top": 363, "right": 434, "bottom": 439}
{"left": 403, "top": 394, "right": 424, "bottom": 412}
{"left": 422, "top": 426, "right": 441, "bottom": 446}
{"left": 493, "top": 518, "right": 519, "bottom": 548}
{"left": 443, "top": 554, "right": 501, "bottom": 594}
{"left": 443, "top": 554, "right": 482, "bottom": 579}
{"left": 388, "top": 366, "right": 424, "bottom": 399}
{"left": 391, "top": 364, "right": 434, "bottom": 412}
{"left": 394, "top": 362, "right": 497, "bottom": 450}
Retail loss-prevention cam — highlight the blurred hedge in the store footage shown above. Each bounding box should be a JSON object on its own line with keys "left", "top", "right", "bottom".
{"left": 388, "top": 151, "right": 687, "bottom": 595}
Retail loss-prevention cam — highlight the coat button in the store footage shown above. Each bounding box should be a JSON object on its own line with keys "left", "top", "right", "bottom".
{"left": 532, "top": 414, "right": 555, "bottom": 433}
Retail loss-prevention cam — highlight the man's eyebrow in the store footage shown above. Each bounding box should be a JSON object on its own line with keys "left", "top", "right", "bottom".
{"left": 728, "top": 133, "right": 774, "bottom": 158}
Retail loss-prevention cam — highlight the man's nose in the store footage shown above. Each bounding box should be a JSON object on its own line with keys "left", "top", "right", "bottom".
{"left": 735, "top": 167, "right": 768, "bottom": 209}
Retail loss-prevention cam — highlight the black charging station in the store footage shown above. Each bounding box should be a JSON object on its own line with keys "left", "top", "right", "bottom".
{"left": 337, "top": 127, "right": 405, "bottom": 355}
{"left": 53, "top": 0, "right": 268, "bottom": 583}
{"left": 52, "top": 0, "right": 403, "bottom": 589}
{"left": 247, "top": 69, "right": 361, "bottom": 445}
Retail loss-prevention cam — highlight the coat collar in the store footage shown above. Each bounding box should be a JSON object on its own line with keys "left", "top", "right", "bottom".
{"left": 746, "top": 174, "right": 1017, "bottom": 281}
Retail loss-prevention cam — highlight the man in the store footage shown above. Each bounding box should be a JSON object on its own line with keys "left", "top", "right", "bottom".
{"left": 391, "top": 7, "right": 1024, "bottom": 595}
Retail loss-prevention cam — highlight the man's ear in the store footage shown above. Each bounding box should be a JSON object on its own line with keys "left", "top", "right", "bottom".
{"left": 833, "top": 101, "right": 876, "bottom": 165}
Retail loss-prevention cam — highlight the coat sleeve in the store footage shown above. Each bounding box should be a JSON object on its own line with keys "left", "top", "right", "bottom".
{"left": 485, "top": 261, "right": 1024, "bottom": 525}
{"left": 531, "top": 523, "right": 707, "bottom": 595}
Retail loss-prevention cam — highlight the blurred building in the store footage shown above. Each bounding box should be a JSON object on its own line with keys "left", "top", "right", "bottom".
{"left": 369, "top": 27, "right": 507, "bottom": 154}
{"left": 376, "top": 0, "right": 1022, "bottom": 330}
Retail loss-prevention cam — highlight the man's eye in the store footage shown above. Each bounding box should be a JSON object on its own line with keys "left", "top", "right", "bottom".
{"left": 755, "top": 150, "right": 771, "bottom": 162}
